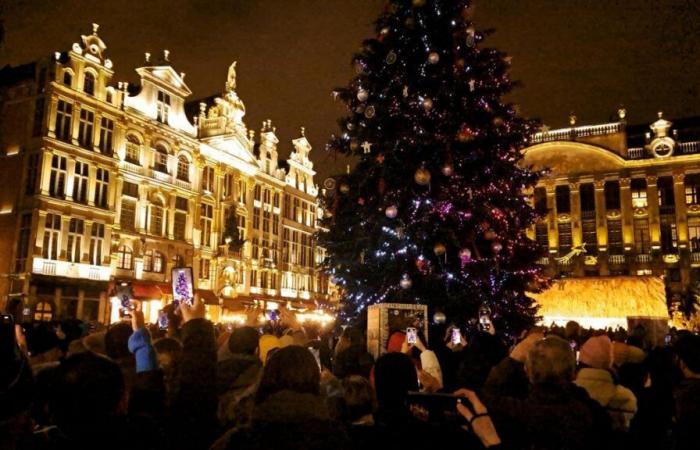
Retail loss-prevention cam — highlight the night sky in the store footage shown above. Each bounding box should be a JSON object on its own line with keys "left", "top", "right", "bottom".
{"left": 2, "top": 0, "right": 700, "bottom": 181}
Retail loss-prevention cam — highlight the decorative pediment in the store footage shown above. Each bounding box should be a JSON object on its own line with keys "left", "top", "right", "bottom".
{"left": 136, "top": 65, "right": 192, "bottom": 97}
{"left": 72, "top": 23, "right": 112, "bottom": 69}
{"left": 522, "top": 142, "right": 626, "bottom": 177}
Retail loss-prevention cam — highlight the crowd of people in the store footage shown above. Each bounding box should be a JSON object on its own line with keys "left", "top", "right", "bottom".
{"left": 2, "top": 299, "right": 699, "bottom": 450}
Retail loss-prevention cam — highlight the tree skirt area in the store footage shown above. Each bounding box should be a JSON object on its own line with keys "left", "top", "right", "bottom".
{"left": 530, "top": 276, "right": 669, "bottom": 329}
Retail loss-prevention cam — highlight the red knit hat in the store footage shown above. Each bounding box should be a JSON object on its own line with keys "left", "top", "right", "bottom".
{"left": 579, "top": 335, "right": 613, "bottom": 369}
{"left": 387, "top": 331, "right": 406, "bottom": 353}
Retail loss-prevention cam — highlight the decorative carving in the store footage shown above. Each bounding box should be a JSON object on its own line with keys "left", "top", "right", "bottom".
{"left": 619, "top": 177, "right": 631, "bottom": 188}
{"left": 606, "top": 210, "right": 622, "bottom": 220}
{"left": 555, "top": 243, "right": 587, "bottom": 265}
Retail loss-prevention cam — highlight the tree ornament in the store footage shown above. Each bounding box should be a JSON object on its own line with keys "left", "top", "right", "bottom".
{"left": 346, "top": 122, "right": 355, "bottom": 131}
{"left": 412, "top": 0, "right": 426, "bottom": 7}
{"left": 361, "top": 141, "right": 373, "bottom": 154}
{"left": 441, "top": 163, "right": 454, "bottom": 177}
{"left": 466, "top": 27, "right": 476, "bottom": 47}
{"left": 364, "top": 105, "right": 376, "bottom": 119}
{"left": 385, "top": 205, "right": 398, "bottom": 219}
{"left": 493, "top": 117, "right": 504, "bottom": 127}
{"left": 432, "top": 311, "right": 447, "bottom": 325}
{"left": 357, "top": 89, "right": 369, "bottom": 102}
{"left": 414, "top": 166, "right": 431, "bottom": 185}
{"left": 491, "top": 242, "right": 503, "bottom": 254}
{"left": 376, "top": 153, "right": 385, "bottom": 164}
{"left": 357, "top": 197, "right": 365, "bottom": 205}
{"left": 380, "top": 27, "right": 390, "bottom": 37}
{"left": 484, "top": 230, "right": 497, "bottom": 240}
{"left": 402, "top": 86, "right": 409, "bottom": 97}
{"left": 339, "top": 183, "right": 350, "bottom": 194}
{"left": 457, "top": 124, "right": 475, "bottom": 142}
{"left": 415, "top": 256, "right": 427, "bottom": 272}
{"left": 433, "top": 242, "right": 447, "bottom": 256}
{"left": 459, "top": 248, "right": 472, "bottom": 264}
{"left": 400, "top": 274, "right": 413, "bottom": 289}
{"left": 469, "top": 79, "right": 476, "bottom": 92}
{"left": 386, "top": 51, "right": 397, "bottom": 65}
{"left": 422, "top": 97, "right": 434, "bottom": 111}
{"left": 428, "top": 52, "right": 440, "bottom": 64}
{"left": 350, "top": 140, "right": 360, "bottom": 152}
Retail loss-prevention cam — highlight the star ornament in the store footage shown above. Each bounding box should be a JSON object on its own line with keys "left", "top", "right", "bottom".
{"left": 361, "top": 141, "right": 373, "bottom": 154}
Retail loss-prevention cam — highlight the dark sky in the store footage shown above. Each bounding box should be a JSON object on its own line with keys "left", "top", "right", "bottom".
{"left": 2, "top": 0, "right": 700, "bottom": 181}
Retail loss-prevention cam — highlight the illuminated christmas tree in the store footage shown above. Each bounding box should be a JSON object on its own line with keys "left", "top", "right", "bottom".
{"left": 174, "top": 270, "right": 191, "bottom": 304}
{"left": 320, "top": 0, "right": 546, "bottom": 335}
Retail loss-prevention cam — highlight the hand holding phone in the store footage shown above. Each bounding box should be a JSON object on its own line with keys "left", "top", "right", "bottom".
{"left": 451, "top": 328, "right": 462, "bottom": 346}
{"left": 406, "top": 327, "right": 417, "bottom": 345}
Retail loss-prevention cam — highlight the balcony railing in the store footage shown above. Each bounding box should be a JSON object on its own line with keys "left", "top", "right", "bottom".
{"left": 679, "top": 141, "right": 700, "bottom": 155}
{"left": 32, "top": 258, "right": 111, "bottom": 281}
{"left": 628, "top": 147, "right": 645, "bottom": 159}
{"left": 691, "top": 252, "right": 700, "bottom": 263}
{"left": 636, "top": 254, "right": 652, "bottom": 263}
{"left": 121, "top": 160, "right": 144, "bottom": 175}
{"left": 531, "top": 122, "right": 622, "bottom": 144}
{"left": 609, "top": 254, "right": 625, "bottom": 265}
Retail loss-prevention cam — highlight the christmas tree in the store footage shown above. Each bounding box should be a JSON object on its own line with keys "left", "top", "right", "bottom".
{"left": 320, "top": 0, "right": 546, "bottom": 335}
{"left": 174, "top": 270, "right": 192, "bottom": 305}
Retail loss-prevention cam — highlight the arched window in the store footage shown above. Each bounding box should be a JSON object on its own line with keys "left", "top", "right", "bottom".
{"left": 83, "top": 71, "right": 95, "bottom": 96}
{"left": 33, "top": 301, "right": 53, "bottom": 322}
{"left": 172, "top": 254, "right": 184, "bottom": 268}
{"left": 125, "top": 134, "right": 141, "bottom": 164}
{"left": 117, "top": 245, "right": 133, "bottom": 270}
{"left": 154, "top": 145, "right": 169, "bottom": 173}
{"left": 63, "top": 70, "right": 73, "bottom": 87}
{"left": 153, "top": 251, "right": 164, "bottom": 273}
{"left": 149, "top": 200, "right": 164, "bottom": 236}
{"left": 177, "top": 156, "right": 190, "bottom": 181}
{"left": 106, "top": 88, "right": 113, "bottom": 104}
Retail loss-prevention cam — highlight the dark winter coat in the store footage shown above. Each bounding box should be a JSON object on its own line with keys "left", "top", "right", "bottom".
{"left": 673, "top": 378, "right": 700, "bottom": 450}
{"left": 212, "top": 390, "right": 351, "bottom": 450}
{"left": 216, "top": 354, "right": 261, "bottom": 428}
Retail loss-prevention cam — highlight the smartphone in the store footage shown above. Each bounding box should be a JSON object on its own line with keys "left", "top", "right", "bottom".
{"left": 664, "top": 334, "right": 672, "bottom": 346}
{"left": 158, "top": 311, "right": 169, "bottom": 330}
{"left": 570, "top": 340, "right": 577, "bottom": 351}
{"left": 451, "top": 328, "right": 462, "bottom": 345}
{"left": 406, "top": 327, "right": 417, "bottom": 345}
{"left": 172, "top": 267, "right": 194, "bottom": 306}
{"left": 115, "top": 282, "right": 133, "bottom": 319}
{"left": 479, "top": 315, "right": 491, "bottom": 332}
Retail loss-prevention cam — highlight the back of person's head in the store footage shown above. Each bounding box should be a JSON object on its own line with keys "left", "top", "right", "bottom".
{"left": 308, "top": 339, "right": 333, "bottom": 371}
{"left": 334, "top": 344, "right": 374, "bottom": 379}
{"left": 579, "top": 335, "right": 613, "bottom": 369}
{"left": 458, "top": 331, "right": 507, "bottom": 389}
{"left": 228, "top": 326, "right": 260, "bottom": 356}
{"left": 255, "top": 345, "right": 320, "bottom": 403}
{"left": 259, "top": 334, "right": 280, "bottom": 364}
{"left": 104, "top": 322, "right": 133, "bottom": 360}
{"left": 51, "top": 352, "right": 124, "bottom": 436}
{"left": 526, "top": 336, "right": 576, "bottom": 385}
{"left": 26, "top": 323, "right": 61, "bottom": 357}
{"left": 153, "top": 337, "right": 183, "bottom": 371}
{"left": 564, "top": 321, "right": 581, "bottom": 340}
{"left": 305, "top": 325, "right": 320, "bottom": 341}
{"left": 374, "top": 352, "right": 417, "bottom": 410}
{"left": 674, "top": 333, "right": 700, "bottom": 375}
{"left": 291, "top": 329, "right": 308, "bottom": 346}
{"left": 342, "top": 375, "right": 376, "bottom": 423}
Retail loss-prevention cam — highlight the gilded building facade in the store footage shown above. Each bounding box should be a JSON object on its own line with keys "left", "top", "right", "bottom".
{"left": 523, "top": 110, "right": 700, "bottom": 299}
{"left": 0, "top": 25, "right": 333, "bottom": 324}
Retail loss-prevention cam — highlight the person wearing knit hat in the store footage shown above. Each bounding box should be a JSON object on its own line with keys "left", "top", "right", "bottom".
{"left": 575, "top": 335, "right": 637, "bottom": 431}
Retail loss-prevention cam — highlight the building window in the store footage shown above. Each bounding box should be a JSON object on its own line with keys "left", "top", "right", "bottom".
{"left": 25, "top": 153, "right": 39, "bottom": 195}
{"left": 685, "top": 174, "right": 700, "bottom": 205}
{"left": 49, "top": 155, "right": 67, "bottom": 198}
{"left": 604, "top": 181, "right": 621, "bottom": 210}
{"left": 156, "top": 91, "right": 170, "bottom": 123}
{"left": 125, "top": 135, "right": 140, "bottom": 164}
{"left": 55, "top": 100, "right": 72, "bottom": 142}
{"left": 202, "top": 166, "right": 214, "bottom": 192}
{"left": 253, "top": 207, "right": 261, "bottom": 230}
{"left": 631, "top": 179, "right": 648, "bottom": 208}
{"left": 658, "top": 177, "right": 675, "bottom": 212}
{"left": 272, "top": 214, "right": 279, "bottom": 235}
{"left": 99, "top": 118, "right": 114, "bottom": 153}
{"left": 237, "top": 214, "right": 246, "bottom": 241}
{"left": 607, "top": 219, "right": 623, "bottom": 255}
{"left": 634, "top": 219, "right": 650, "bottom": 254}
{"left": 661, "top": 218, "right": 678, "bottom": 254}
{"left": 172, "top": 254, "right": 184, "bottom": 267}
{"left": 689, "top": 222, "right": 700, "bottom": 253}
{"left": 252, "top": 237, "right": 259, "bottom": 259}
{"left": 153, "top": 145, "right": 169, "bottom": 173}
{"left": 149, "top": 201, "right": 164, "bottom": 236}
{"left": 42, "top": 214, "right": 61, "bottom": 260}
{"left": 177, "top": 156, "right": 190, "bottom": 181}
{"left": 33, "top": 97, "right": 45, "bottom": 137}
{"left": 117, "top": 245, "right": 133, "bottom": 270}
{"left": 223, "top": 173, "right": 233, "bottom": 198}
{"left": 34, "top": 302, "right": 53, "bottom": 322}
{"left": 273, "top": 192, "right": 280, "bottom": 208}
{"left": 254, "top": 184, "right": 261, "bottom": 202}
{"left": 143, "top": 250, "right": 164, "bottom": 273}
{"left": 555, "top": 185, "right": 570, "bottom": 214}
{"left": 263, "top": 210, "right": 271, "bottom": 233}
{"left": 174, "top": 197, "right": 188, "bottom": 241}
{"left": 200, "top": 203, "right": 213, "bottom": 247}
{"left": 580, "top": 184, "right": 596, "bottom": 213}
{"left": 72, "top": 161, "right": 89, "bottom": 203}
{"left": 78, "top": 109, "right": 95, "bottom": 149}
{"left": 122, "top": 181, "right": 139, "bottom": 198}
{"left": 535, "top": 222, "right": 548, "bottom": 252}
{"left": 199, "top": 258, "right": 210, "bottom": 280}
{"left": 83, "top": 72, "right": 95, "bottom": 96}
{"left": 67, "top": 218, "right": 84, "bottom": 263}
{"left": 237, "top": 180, "right": 247, "bottom": 205}
{"left": 63, "top": 71, "right": 73, "bottom": 87}
{"left": 120, "top": 199, "right": 136, "bottom": 232}
{"left": 89, "top": 223, "right": 104, "bottom": 265}
{"left": 582, "top": 219, "right": 597, "bottom": 254}
{"left": 294, "top": 198, "right": 301, "bottom": 223}
{"left": 94, "top": 168, "right": 109, "bottom": 208}
{"left": 15, "top": 213, "right": 32, "bottom": 272}
{"left": 106, "top": 89, "right": 113, "bottom": 104}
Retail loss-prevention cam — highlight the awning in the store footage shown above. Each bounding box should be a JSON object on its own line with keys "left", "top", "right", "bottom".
{"left": 196, "top": 289, "right": 220, "bottom": 305}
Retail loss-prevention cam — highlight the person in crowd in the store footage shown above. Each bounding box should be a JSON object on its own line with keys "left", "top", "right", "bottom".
{"left": 672, "top": 333, "right": 700, "bottom": 450}
{"left": 0, "top": 332, "right": 35, "bottom": 450}
{"left": 152, "top": 337, "right": 183, "bottom": 402}
{"left": 333, "top": 343, "right": 375, "bottom": 380}
{"left": 25, "top": 323, "right": 63, "bottom": 371}
{"left": 105, "top": 320, "right": 137, "bottom": 391}
{"left": 216, "top": 326, "right": 262, "bottom": 429}
{"left": 483, "top": 335, "right": 613, "bottom": 450}
{"left": 212, "top": 345, "right": 350, "bottom": 450}
{"left": 574, "top": 335, "right": 637, "bottom": 432}
{"left": 335, "top": 326, "right": 364, "bottom": 357}
{"left": 258, "top": 334, "right": 280, "bottom": 365}
{"left": 456, "top": 331, "right": 507, "bottom": 390}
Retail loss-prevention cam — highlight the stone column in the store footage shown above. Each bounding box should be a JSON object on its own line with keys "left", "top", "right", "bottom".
{"left": 87, "top": 165, "right": 97, "bottom": 207}
{"left": 40, "top": 152, "right": 53, "bottom": 195}
{"left": 47, "top": 97, "right": 59, "bottom": 138}
{"left": 647, "top": 175, "right": 661, "bottom": 247}
{"left": 70, "top": 101, "right": 80, "bottom": 146}
{"left": 619, "top": 177, "right": 634, "bottom": 250}
{"left": 673, "top": 172, "right": 688, "bottom": 247}
{"left": 83, "top": 220, "right": 93, "bottom": 263}
{"left": 545, "top": 182, "right": 558, "bottom": 255}
{"left": 65, "top": 157, "right": 76, "bottom": 201}
{"left": 93, "top": 111, "right": 102, "bottom": 152}
{"left": 594, "top": 179, "right": 609, "bottom": 275}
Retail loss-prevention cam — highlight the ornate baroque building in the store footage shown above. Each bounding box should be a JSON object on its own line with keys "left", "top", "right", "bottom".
{"left": 523, "top": 110, "right": 700, "bottom": 299}
{"left": 0, "top": 25, "right": 333, "bottom": 323}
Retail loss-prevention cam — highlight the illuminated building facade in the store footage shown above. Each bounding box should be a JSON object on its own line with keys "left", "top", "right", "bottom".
{"left": 523, "top": 110, "right": 700, "bottom": 299}
{"left": 0, "top": 24, "right": 333, "bottom": 323}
